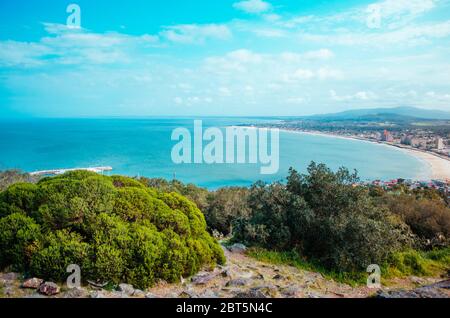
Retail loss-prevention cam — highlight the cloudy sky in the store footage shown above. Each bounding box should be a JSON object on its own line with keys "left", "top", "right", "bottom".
{"left": 1, "top": 0, "right": 450, "bottom": 117}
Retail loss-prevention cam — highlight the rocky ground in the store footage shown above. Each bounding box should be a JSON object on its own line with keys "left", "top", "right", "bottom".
{"left": 1, "top": 244, "right": 449, "bottom": 298}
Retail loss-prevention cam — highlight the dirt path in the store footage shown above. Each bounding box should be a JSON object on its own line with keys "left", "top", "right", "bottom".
{"left": 1, "top": 246, "right": 448, "bottom": 298}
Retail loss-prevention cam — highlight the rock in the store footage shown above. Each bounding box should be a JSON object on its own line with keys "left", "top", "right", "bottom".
{"left": 145, "top": 292, "right": 159, "bottom": 298}
{"left": 38, "top": 282, "right": 60, "bottom": 296}
{"left": 2, "top": 272, "right": 19, "bottom": 281}
{"left": 226, "top": 278, "right": 249, "bottom": 287}
{"left": 281, "top": 285, "right": 301, "bottom": 297}
{"left": 273, "top": 274, "right": 283, "bottom": 280}
{"left": 306, "top": 291, "right": 323, "bottom": 298}
{"left": 24, "top": 293, "right": 47, "bottom": 299}
{"left": 179, "top": 290, "right": 198, "bottom": 298}
{"left": 133, "top": 289, "right": 146, "bottom": 297}
{"left": 22, "top": 278, "right": 44, "bottom": 289}
{"left": 228, "top": 243, "right": 247, "bottom": 254}
{"left": 251, "top": 285, "right": 279, "bottom": 298}
{"left": 2, "top": 286, "right": 15, "bottom": 296}
{"left": 234, "top": 289, "right": 267, "bottom": 298}
{"left": 411, "top": 276, "right": 427, "bottom": 285}
{"left": 376, "top": 280, "right": 450, "bottom": 298}
{"left": 192, "top": 272, "right": 217, "bottom": 285}
{"left": 90, "top": 291, "right": 106, "bottom": 298}
{"left": 63, "top": 287, "right": 89, "bottom": 298}
{"left": 117, "top": 283, "right": 135, "bottom": 296}
{"left": 220, "top": 267, "right": 232, "bottom": 278}
{"left": 200, "top": 290, "right": 219, "bottom": 298}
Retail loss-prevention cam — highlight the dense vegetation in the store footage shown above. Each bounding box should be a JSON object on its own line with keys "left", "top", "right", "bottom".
{"left": 1, "top": 163, "right": 449, "bottom": 287}
{"left": 232, "top": 163, "right": 416, "bottom": 272}
{"left": 0, "top": 171, "right": 225, "bottom": 289}
{"left": 141, "top": 163, "right": 450, "bottom": 279}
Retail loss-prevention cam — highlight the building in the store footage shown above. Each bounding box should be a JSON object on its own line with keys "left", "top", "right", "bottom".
{"left": 382, "top": 130, "right": 394, "bottom": 142}
{"left": 436, "top": 137, "right": 445, "bottom": 150}
{"left": 401, "top": 135, "right": 420, "bottom": 147}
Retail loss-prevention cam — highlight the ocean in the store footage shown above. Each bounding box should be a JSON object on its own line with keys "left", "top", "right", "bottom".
{"left": 0, "top": 118, "right": 430, "bottom": 189}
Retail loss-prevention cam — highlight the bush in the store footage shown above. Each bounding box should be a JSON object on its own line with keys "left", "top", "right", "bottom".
{"left": 0, "top": 213, "right": 41, "bottom": 271}
{"left": 0, "top": 171, "right": 224, "bottom": 288}
{"left": 376, "top": 194, "right": 450, "bottom": 247}
{"left": 204, "top": 187, "right": 250, "bottom": 236}
{"left": 233, "top": 162, "right": 413, "bottom": 272}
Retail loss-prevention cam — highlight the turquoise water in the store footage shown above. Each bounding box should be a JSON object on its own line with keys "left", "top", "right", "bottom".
{"left": 0, "top": 118, "right": 430, "bottom": 188}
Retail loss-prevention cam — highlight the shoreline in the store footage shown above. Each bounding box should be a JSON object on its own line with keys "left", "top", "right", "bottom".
{"left": 239, "top": 125, "right": 450, "bottom": 182}
{"left": 281, "top": 129, "right": 450, "bottom": 181}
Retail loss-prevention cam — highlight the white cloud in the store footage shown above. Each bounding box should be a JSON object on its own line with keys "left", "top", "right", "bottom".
{"left": 280, "top": 49, "right": 334, "bottom": 63}
{"left": 299, "top": 20, "right": 450, "bottom": 47}
{"left": 317, "top": 67, "right": 343, "bottom": 80}
{"left": 286, "top": 97, "right": 305, "bottom": 104}
{"left": 0, "top": 23, "right": 161, "bottom": 67}
{"left": 426, "top": 91, "right": 450, "bottom": 101}
{"left": 376, "top": 0, "right": 436, "bottom": 18}
{"left": 282, "top": 67, "right": 342, "bottom": 83}
{"left": 233, "top": 0, "right": 272, "bottom": 14}
{"left": 292, "top": 69, "right": 315, "bottom": 80}
{"left": 219, "top": 87, "right": 232, "bottom": 96}
{"left": 205, "top": 49, "right": 264, "bottom": 73}
{"left": 253, "top": 28, "right": 287, "bottom": 38}
{"left": 303, "top": 49, "right": 335, "bottom": 60}
{"left": 174, "top": 97, "right": 183, "bottom": 105}
{"left": 160, "top": 24, "right": 232, "bottom": 44}
{"left": 330, "top": 90, "right": 377, "bottom": 101}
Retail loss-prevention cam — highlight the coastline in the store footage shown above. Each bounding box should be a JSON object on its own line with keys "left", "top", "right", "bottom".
{"left": 239, "top": 125, "right": 450, "bottom": 181}
{"left": 281, "top": 129, "right": 450, "bottom": 181}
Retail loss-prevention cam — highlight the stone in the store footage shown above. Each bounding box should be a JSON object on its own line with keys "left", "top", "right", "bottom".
{"left": 24, "top": 293, "right": 47, "bottom": 299}
{"left": 145, "top": 292, "right": 159, "bottom": 298}
{"left": 273, "top": 274, "right": 283, "bottom": 280}
{"left": 234, "top": 289, "right": 267, "bottom": 298}
{"left": 228, "top": 243, "right": 247, "bottom": 254}
{"left": 376, "top": 280, "right": 450, "bottom": 299}
{"left": 200, "top": 290, "right": 219, "bottom": 298}
{"left": 179, "top": 289, "right": 198, "bottom": 298}
{"left": 191, "top": 272, "right": 217, "bottom": 285}
{"left": 132, "top": 289, "right": 146, "bottom": 297}
{"left": 411, "top": 276, "right": 426, "bottom": 285}
{"left": 226, "top": 278, "right": 249, "bottom": 287}
{"left": 2, "top": 272, "right": 19, "bottom": 281}
{"left": 281, "top": 285, "right": 301, "bottom": 297}
{"left": 306, "top": 291, "right": 323, "bottom": 298}
{"left": 22, "top": 278, "right": 44, "bottom": 289}
{"left": 117, "top": 283, "right": 135, "bottom": 296}
{"left": 90, "top": 291, "right": 106, "bottom": 298}
{"left": 63, "top": 287, "right": 89, "bottom": 298}
{"left": 38, "top": 282, "right": 60, "bottom": 296}
{"left": 251, "top": 284, "right": 279, "bottom": 298}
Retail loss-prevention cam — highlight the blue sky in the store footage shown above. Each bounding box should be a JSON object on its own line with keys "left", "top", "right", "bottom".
{"left": 1, "top": 0, "right": 450, "bottom": 117}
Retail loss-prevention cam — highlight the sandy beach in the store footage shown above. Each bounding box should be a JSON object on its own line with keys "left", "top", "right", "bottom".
{"left": 399, "top": 148, "right": 450, "bottom": 181}
{"left": 254, "top": 127, "right": 450, "bottom": 181}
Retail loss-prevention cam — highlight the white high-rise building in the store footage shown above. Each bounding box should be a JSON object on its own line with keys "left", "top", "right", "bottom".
{"left": 436, "top": 137, "right": 445, "bottom": 150}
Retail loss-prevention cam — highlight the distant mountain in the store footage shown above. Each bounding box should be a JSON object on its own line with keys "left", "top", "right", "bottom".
{"left": 308, "top": 107, "right": 450, "bottom": 120}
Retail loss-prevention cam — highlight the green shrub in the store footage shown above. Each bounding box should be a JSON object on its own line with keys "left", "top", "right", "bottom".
{"left": 376, "top": 194, "right": 450, "bottom": 246}
{"left": 0, "top": 172, "right": 224, "bottom": 288}
{"left": 30, "top": 230, "right": 91, "bottom": 281}
{"left": 0, "top": 183, "right": 39, "bottom": 216}
{"left": 233, "top": 162, "right": 413, "bottom": 272}
{"left": 0, "top": 213, "right": 42, "bottom": 271}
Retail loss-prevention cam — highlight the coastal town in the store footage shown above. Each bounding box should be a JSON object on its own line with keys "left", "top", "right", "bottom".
{"left": 249, "top": 112, "right": 450, "bottom": 199}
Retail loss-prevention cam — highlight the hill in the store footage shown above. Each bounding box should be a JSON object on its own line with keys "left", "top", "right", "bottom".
{"left": 307, "top": 107, "right": 450, "bottom": 121}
